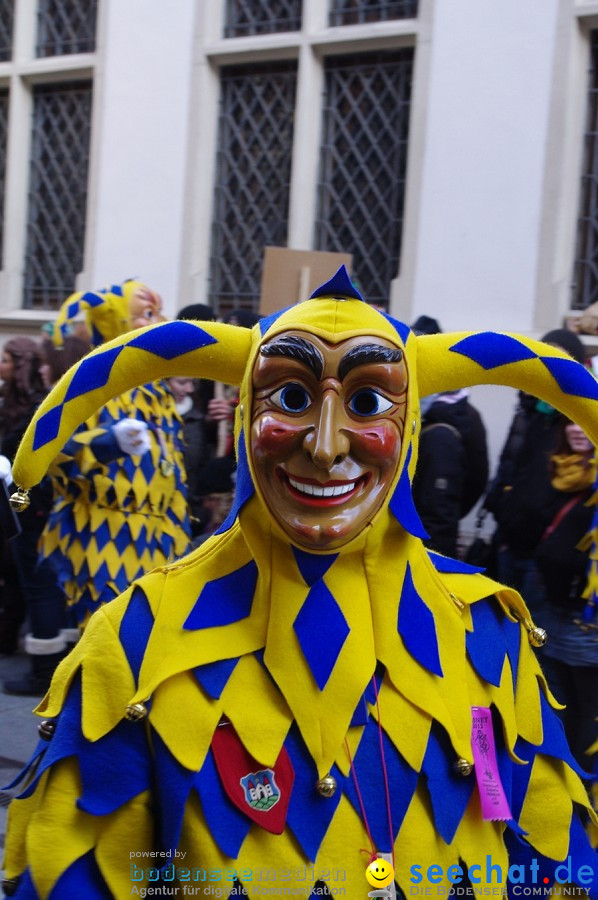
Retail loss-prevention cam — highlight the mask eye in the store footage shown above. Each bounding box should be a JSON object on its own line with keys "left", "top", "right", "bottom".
{"left": 270, "top": 382, "right": 311, "bottom": 413}
{"left": 348, "top": 388, "right": 393, "bottom": 417}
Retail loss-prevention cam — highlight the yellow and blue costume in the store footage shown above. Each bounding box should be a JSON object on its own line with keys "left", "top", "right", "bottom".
{"left": 3, "top": 268, "right": 598, "bottom": 897}
{"left": 39, "top": 281, "right": 190, "bottom": 625}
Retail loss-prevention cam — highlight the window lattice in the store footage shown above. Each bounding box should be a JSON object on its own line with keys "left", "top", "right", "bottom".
{"left": 23, "top": 82, "right": 93, "bottom": 310}
{"left": 315, "top": 50, "right": 414, "bottom": 307}
{"left": 208, "top": 63, "right": 297, "bottom": 314}
{"left": 0, "top": 0, "right": 14, "bottom": 62}
{"left": 0, "top": 90, "right": 9, "bottom": 268}
{"left": 224, "top": 0, "right": 302, "bottom": 38}
{"left": 329, "top": 0, "right": 418, "bottom": 26}
{"left": 573, "top": 32, "right": 598, "bottom": 310}
{"left": 36, "top": 0, "right": 97, "bottom": 57}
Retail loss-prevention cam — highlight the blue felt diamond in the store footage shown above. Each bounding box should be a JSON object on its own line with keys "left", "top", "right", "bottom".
{"left": 292, "top": 547, "right": 338, "bottom": 587}
{"left": 119, "top": 586, "right": 155, "bottom": 683}
{"left": 397, "top": 564, "right": 443, "bottom": 676}
{"left": 382, "top": 312, "right": 410, "bottom": 345}
{"left": 48, "top": 850, "right": 109, "bottom": 899}
{"left": 33, "top": 404, "right": 64, "bottom": 450}
{"left": 259, "top": 308, "right": 291, "bottom": 336}
{"left": 215, "top": 433, "right": 255, "bottom": 534}
{"left": 428, "top": 551, "right": 484, "bottom": 575}
{"left": 64, "top": 346, "right": 124, "bottom": 402}
{"left": 293, "top": 581, "right": 350, "bottom": 690}
{"left": 82, "top": 290, "right": 105, "bottom": 307}
{"left": 540, "top": 356, "right": 598, "bottom": 401}
{"left": 194, "top": 657, "right": 240, "bottom": 699}
{"left": 128, "top": 321, "right": 217, "bottom": 359}
{"left": 389, "top": 447, "right": 429, "bottom": 539}
{"left": 450, "top": 333, "right": 537, "bottom": 370}
{"left": 466, "top": 599, "right": 506, "bottom": 688}
{"left": 184, "top": 559, "right": 258, "bottom": 630}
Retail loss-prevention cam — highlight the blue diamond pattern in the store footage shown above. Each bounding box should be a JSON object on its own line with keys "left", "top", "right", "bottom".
{"left": 64, "top": 346, "right": 125, "bottom": 402}
{"left": 119, "top": 586, "right": 154, "bottom": 684}
{"left": 292, "top": 547, "right": 338, "bottom": 587}
{"left": 389, "top": 447, "right": 429, "bottom": 539}
{"left": 428, "top": 551, "right": 484, "bottom": 575}
{"left": 383, "top": 312, "right": 410, "bottom": 345}
{"left": 184, "top": 559, "right": 258, "bottom": 630}
{"left": 128, "top": 321, "right": 217, "bottom": 359}
{"left": 450, "top": 333, "right": 537, "bottom": 370}
{"left": 540, "top": 356, "right": 598, "bottom": 401}
{"left": 293, "top": 581, "right": 350, "bottom": 690}
{"left": 397, "top": 564, "right": 443, "bottom": 676}
{"left": 82, "top": 290, "right": 105, "bottom": 306}
{"left": 33, "top": 404, "right": 64, "bottom": 450}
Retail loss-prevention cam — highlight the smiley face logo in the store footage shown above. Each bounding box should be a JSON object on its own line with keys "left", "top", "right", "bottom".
{"left": 365, "top": 857, "right": 395, "bottom": 888}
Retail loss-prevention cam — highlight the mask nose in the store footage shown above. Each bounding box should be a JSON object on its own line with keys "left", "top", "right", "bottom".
{"left": 303, "top": 391, "right": 349, "bottom": 469}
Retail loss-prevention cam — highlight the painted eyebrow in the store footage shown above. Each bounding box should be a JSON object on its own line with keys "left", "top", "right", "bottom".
{"left": 338, "top": 344, "right": 403, "bottom": 381}
{"left": 259, "top": 335, "right": 324, "bottom": 380}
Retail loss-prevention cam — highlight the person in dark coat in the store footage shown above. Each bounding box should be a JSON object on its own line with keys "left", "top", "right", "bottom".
{"left": 485, "top": 327, "right": 587, "bottom": 620}
{"left": 533, "top": 418, "right": 598, "bottom": 767}
{"left": 411, "top": 316, "right": 489, "bottom": 557}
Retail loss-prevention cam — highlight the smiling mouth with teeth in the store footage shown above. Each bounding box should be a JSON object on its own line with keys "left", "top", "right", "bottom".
{"left": 281, "top": 472, "right": 365, "bottom": 505}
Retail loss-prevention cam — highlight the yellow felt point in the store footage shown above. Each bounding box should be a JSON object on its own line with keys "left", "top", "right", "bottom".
{"left": 27, "top": 759, "right": 100, "bottom": 898}
{"left": 149, "top": 670, "right": 223, "bottom": 772}
{"left": 222, "top": 654, "right": 294, "bottom": 767}
{"left": 395, "top": 782, "right": 455, "bottom": 893}
{"left": 372, "top": 678, "right": 433, "bottom": 772}
{"left": 95, "top": 793, "right": 154, "bottom": 898}
{"left": 2, "top": 770, "right": 48, "bottom": 880}
{"left": 519, "top": 755, "right": 574, "bottom": 860}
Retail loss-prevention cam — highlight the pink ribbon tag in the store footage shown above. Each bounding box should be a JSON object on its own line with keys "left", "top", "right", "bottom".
{"left": 470, "top": 706, "right": 512, "bottom": 821}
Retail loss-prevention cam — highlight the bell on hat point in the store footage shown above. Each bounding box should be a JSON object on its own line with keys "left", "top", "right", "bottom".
{"left": 528, "top": 626, "right": 547, "bottom": 648}
{"left": 316, "top": 774, "right": 337, "bottom": 797}
{"left": 9, "top": 487, "right": 30, "bottom": 512}
{"left": 454, "top": 757, "right": 474, "bottom": 777}
{"left": 125, "top": 701, "right": 148, "bottom": 721}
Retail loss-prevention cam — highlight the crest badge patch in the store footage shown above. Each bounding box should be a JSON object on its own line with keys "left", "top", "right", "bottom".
{"left": 212, "top": 719, "right": 294, "bottom": 834}
{"left": 240, "top": 769, "right": 280, "bottom": 811}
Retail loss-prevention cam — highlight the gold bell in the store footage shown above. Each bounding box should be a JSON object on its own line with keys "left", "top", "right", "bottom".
{"left": 454, "top": 758, "right": 474, "bottom": 777}
{"left": 316, "top": 774, "right": 337, "bottom": 797}
{"left": 9, "top": 487, "right": 30, "bottom": 512}
{"left": 528, "top": 626, "right": 547, "bottom": 648}
{"left": 125, "top": 702, "right": 148, "bottom": 721}
{"left": 38, "top": 719, "right": 56, "bottom": 741}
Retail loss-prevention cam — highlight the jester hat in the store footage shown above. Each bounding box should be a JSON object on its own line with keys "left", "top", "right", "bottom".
{"left": 12, "top": 266, "right": 598, "bottom": 533}
{"left": 53, "top": 279, "right": 158, "bottom": 348}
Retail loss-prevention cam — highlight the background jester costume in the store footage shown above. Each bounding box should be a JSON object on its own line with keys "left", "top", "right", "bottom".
{"left": 38, "top": 280, "right": 190, "bottom": 626}
{"left": 3, "top": 267, "right": 598, "bottom": 898}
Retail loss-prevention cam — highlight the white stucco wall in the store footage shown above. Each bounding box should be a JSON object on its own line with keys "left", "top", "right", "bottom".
{"left": 408, "top": 0, "right": 562, "bottom": 333}
{"left": 87, "top": 0, "right": 197, "bottom": 313}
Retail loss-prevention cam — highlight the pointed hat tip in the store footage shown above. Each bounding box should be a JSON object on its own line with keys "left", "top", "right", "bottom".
{"left": 309, "top": 264, "right": 364, "bottom": 302}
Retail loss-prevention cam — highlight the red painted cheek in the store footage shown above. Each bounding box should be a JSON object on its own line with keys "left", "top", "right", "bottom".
{"left": 252, "top": 416, "right": 307, "bottom": 458}
{"left": 348, "top": 424, "right": 401, "bottom": 466}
